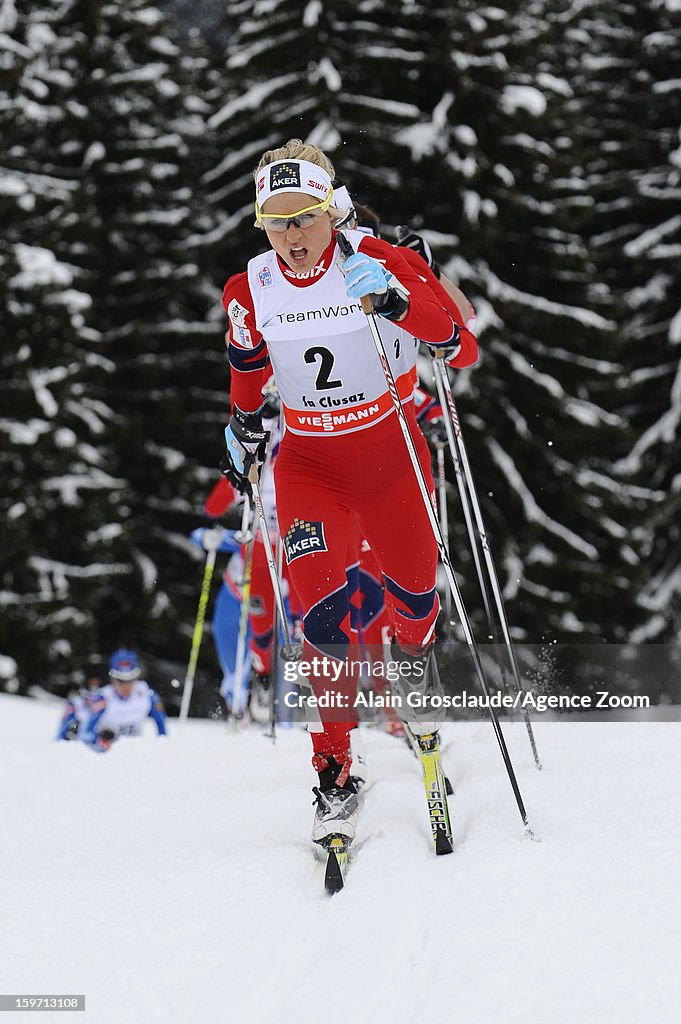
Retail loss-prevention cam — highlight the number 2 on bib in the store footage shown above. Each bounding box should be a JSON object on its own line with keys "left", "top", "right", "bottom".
{"left": 304, "top": 346, "right": 343, "bottom": 390}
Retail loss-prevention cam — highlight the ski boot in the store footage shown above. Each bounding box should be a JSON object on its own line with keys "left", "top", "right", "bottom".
{"left": 248, "top": 671, "right": 271, "bottom": 725}
{"left": 390, "top": 640, "right": 446, "bottom": 737}
{"left": 311, "top": 754, "right": 359, "bottom": 846}
{"left": 312, "top": 753, "right": 359, "bottom": 893}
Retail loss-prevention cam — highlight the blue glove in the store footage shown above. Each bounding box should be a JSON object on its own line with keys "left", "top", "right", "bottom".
{"left": 190, "top": 527, "right": 241, "bottom": 555}
{"left": 342, "top": 252, "right": 409, "bottom": 319}
{"left": 343, "top": 252, "right": 391, "bottom": 300}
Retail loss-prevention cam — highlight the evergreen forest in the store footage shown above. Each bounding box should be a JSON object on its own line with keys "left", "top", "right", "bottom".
{"left": 1, "top": 0, "right": 679, "bottom": 706}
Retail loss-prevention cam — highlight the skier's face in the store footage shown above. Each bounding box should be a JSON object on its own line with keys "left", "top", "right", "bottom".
{"left": 262, "top": 192, "right": 333, "bottom": 274}
{"left": 111, "top": 678, "right": 135, "bottom": 699}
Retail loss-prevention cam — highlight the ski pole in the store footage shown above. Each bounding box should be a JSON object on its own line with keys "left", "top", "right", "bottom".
{"left": 248, "top": 462, "right": 301, "bottom": 662}
{"left": 337, "top": 231, "right": 532, "bottom": 832}
{"left": 264, "top": 525, "right": 285, "bottom": 743}
{"left": 434, "top": 439, "right": 453, "bottom": 634}
{"left": 431, "top": 355, "right": 542, "bottom": 770}
{"left": 231, "top": 495, "right": 255, "bottom": 723}
{"left": 433, "top": 360, "right": 518, "bottom": 676}
{"left": 179, "top": 544, "right": 217, "bottom": 721}
{"left": 235, "top": 489, "right": 255, "bottom": 547}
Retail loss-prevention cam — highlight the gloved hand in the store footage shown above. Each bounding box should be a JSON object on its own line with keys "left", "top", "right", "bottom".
{"left": 428, "top": 426, "right": 448, "bottom": 446}
{"left": 222, "top": 406, "right": 269, "bottom": 493}
{"left": 343, "top": 251, "right": 390, "bottom": 299}
{"left": 342, "top": 252, "right": 409, "bottom": 319}
{"left": 261, "top": 388, "right": 281, "bottom": 420}
{"left": 220, "top": 453, "right": 250, "bottom": 496}
{"left": 96, "top": 728, "right": 116, "bottom": 752}
{"left": 396, "top": 226, "right": 440, "bottom": 277}
{"left": 190, "top": 526, "right": 226, "bottom": 552}
{"left": 423, "top": 323, "right": 461, "bottom": 360}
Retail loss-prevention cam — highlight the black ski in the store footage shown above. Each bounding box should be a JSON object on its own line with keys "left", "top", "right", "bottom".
{"left": 322, "top": 835, "right": 351, "bottom": 894}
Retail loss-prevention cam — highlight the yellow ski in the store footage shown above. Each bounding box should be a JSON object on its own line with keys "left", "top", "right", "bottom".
{"left": 415, "top": 731, "right": 453, "bottom": 855}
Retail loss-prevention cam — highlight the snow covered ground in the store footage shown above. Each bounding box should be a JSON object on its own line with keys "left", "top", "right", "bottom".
{"left": 2, "top": 693, "right": 680, "bottom": 1024}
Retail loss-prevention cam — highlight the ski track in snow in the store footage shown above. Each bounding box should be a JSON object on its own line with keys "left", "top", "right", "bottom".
{"left": 1, "top": 694, "right": 680, "bottom": 1024}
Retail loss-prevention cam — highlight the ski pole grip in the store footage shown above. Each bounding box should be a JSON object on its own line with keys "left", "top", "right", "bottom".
{"left": 336, "top": 230, "right": 354, "bottom": 259}
{"left": 337, "top": 231, "right": 374, "bottom": 316}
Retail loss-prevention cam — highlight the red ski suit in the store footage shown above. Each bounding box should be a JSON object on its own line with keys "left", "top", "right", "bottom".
{"left": 222, "top": 230, "right": 475, "bottom": 760}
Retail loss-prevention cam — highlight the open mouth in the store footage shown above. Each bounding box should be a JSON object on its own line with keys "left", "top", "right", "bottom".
{"left": 289, "top": 245, "right": 309, "bottom": 265}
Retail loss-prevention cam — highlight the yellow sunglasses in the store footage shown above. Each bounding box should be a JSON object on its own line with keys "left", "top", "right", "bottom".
{"left": 254, "top": 190, "right": 334, "bottom": 232}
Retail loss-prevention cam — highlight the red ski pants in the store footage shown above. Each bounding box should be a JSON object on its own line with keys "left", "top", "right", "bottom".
{"left": 274, "top": 405, "right": 439, "bottom": 759}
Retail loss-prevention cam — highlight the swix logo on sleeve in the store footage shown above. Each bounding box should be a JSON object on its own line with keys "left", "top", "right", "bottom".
{"left": 227, "top": 298, "right": 253, "bottom": 347}
{"left": 228, "top": 298, "right": 249, "bottom": 328}
{"left": 284, "top": 518, "right": 327, "bottom": 563}
{"left": 270, "top": 162, "right": 301, "bottom": 191}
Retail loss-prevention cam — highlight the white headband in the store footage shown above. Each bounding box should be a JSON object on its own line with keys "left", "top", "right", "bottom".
{"left": 255, "top": 159, "right": 333, "bottom": 211}
{"left": 332, "top": 184, "right": 353, "bottom": 214}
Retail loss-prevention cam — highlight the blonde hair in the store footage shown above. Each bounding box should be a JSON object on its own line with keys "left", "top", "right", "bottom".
{"left": 254, "top": 139, "right": 343, "bottom": 220}
{"left": 254, "top": 138, "right": 336, "bottom": 179}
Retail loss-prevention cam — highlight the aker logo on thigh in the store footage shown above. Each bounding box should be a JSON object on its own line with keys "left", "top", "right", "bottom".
{"left": 284, "top": 518, "right": 327, "bottom": 563}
